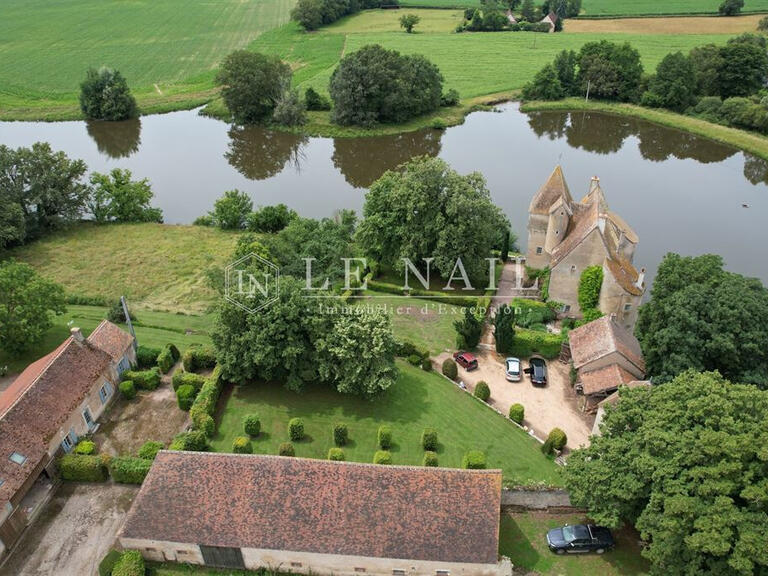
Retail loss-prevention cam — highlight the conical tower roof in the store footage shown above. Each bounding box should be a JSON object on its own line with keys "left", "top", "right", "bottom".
{"left": 529, "top": 165, "right": 573, "bottom": 215}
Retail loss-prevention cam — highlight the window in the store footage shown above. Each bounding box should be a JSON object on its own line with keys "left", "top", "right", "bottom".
{"left": 291, "top": 562, "right": 303, "bottom": 568}
{"left": 436, "top": 571, "right": 450, "bottom": 575}
{"left": 536, "top": 247, "right": 543, "bottom": 255}
{"left": 393, "top": 570, "right": 406, "bottom": 576}
{"left": 570, "top": 265, "right": 577, "bottom": 273}
{"left": 117, "top": 356, "right": 131, "bottom": 375}
{"left": 99, "top": 381, "right": 113, "bottom": 404}
{"left": 562, "top": 304, "right": 571, "bottom": 313}
{"left": 354, "top": 568, "right": 366, "bottom": 573}
{"left": 61, "top": 436, "right": 73, "bottom": 453}
{"left": 9, "top": 452, "right": 26, "bottom": 465}
{"left": 624, "top": 304, "right": 632, "bottom": 312}
{"left": 82, "top": 408, "right": 95, "bottom": 429}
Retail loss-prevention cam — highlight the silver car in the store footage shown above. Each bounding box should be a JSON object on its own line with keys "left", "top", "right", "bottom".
{"left": 505, "top": 357, "right": 522, "bottom": 382}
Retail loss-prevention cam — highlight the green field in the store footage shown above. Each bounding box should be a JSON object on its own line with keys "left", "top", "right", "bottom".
{"left": 580, "top": 0, "right": 768, "bottom": 16}
{"left": 210, "top": 361, "right": 563, "bottom": 486}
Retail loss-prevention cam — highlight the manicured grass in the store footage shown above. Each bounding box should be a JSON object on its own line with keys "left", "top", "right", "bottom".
{"left": 8, "top": 223, "right": 240, "bottom": 314}
{"left": 211, "top": 361, "right": 563, "bottom": 486}
{"left": 499, "top": 512, "right": 650, "bottom": 575}
{"left": 0, "top": 305, "right": 213, "bottom": 374}
{"left": 580, "top": 0, "right": 768, "bottom": 16}
{"left": 521, "top": 98, "right": 768, "bottom": 162}
{"left": 152, "top": 566, "right": 261, "bottom": 576}
{"left": 568, "top": 14, "right": 767, "bottom": 34}
{"left": 326, "top": 8, "right": 465, "bottom": 33}
{"left": 0, "top": 0, "right": 294, "bottom": 120}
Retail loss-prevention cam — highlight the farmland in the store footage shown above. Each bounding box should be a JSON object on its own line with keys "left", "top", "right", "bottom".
{"left": 579, "top": 0, "right": 768, "bottom": 17}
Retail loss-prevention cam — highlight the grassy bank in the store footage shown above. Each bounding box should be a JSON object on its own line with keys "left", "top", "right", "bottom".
{"left": 521, "top": 98, "right": 768, "bottom": 161}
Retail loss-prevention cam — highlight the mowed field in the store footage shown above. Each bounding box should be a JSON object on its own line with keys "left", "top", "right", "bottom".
{"left": 0, "top": 0, "right": 294, "bottom": 118}
{"left": 580, "top": 0, "right": 768, "bottom": 16}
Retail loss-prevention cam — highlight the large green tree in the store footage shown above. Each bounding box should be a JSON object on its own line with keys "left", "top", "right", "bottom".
{"left": 521, "top": 64, "right": 564, "bottom": 101}
{"left": 454, "top": 307, "right": 483, "bottom": 349}
{"left": 577, "top": 40, "right": 643, "bottom": 102}
{"left": 642, "top": 52, "right": 697, "bottom": 112}
{"left": 357, "top": 157, "right": 509, "bottom": 287}
{"left": 636, "top": 253, "right": 768, "bottom": 386}
{"left": 718, "top": 35, "right": 768, "bottom": 98}
{"left": 0, "top": 261, "right": 66, "bottom": 354}
{"left": 79, "top": 67, "right": 137, "bottom": 121}
{"left": 493, "top": 304, "right": 515, "bottom": 353}
{"left": 689, "top": 44, "right": 724, "bottom": 97}
{"left": 566, "top": 371, "right": 768, "bottom": 576}
{"left": 88, "top": 169, "right": 162, "bottom": 223}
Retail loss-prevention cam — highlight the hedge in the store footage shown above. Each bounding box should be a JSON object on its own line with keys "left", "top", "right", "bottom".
{"left": 109, "top": 456, "right": 152, "bottom": 484}
{"left": 509, "top": 328, "right": 563, "bottom": 359}
{"left": 233, "top": 436, "right": 253, "bottom": 454}
{"left": 157, "top": 346, "right": 174, "bottom": 374}
{"left": 74, "top": 440, "right": 95, "bottom": 455}
{"left": 176, "top": 384, "right": 197, "bottom": 411}
{"left": 59, "top": 454, "right": 107, "bottom": 482}
{"left": 137, "top": 441, "right": 164, "bottom": 460}
{"left": 119, "top": 380, "right": 136, "bottom": 400}
{"left": 182, "top": 346, "right": 216, "bottom": 372}
{"left": 169, "top": 430, "right": 208, "bottom": 451}
{"left": 374, "top": 450, "right": 393, "bottom": 465}
{"left": 462, "top": 450, "right": 487, "bottom": 470}
{"left": 368, "top": 280, "right": 480, "bottom": 308}
{"left": 288, "top": 418, "right": 305, "bottom": 441}
{"left": 509, "top": 403, "right": 525, "bottom": 424}
{"left": 98, "top": 549, "right": 122, "bottom": 576}
{"left": 474, "top": 381, "right": 491, "bottom": 402}
{"left": 512, "top": 298, "right": 556, "bottom": 328}
{"left": 421, "top": 428, "right": 438, "bottom": 451}
{"left": 122, "top": 368, "right": 160, "bottom": 391}
{"left": 328, "top": 447, "right": 345, "bottom": 461}
{"left": 279, "top": 442, "right": 295, "bottom": 456}
{"left": 421, "top": 357, "right": 432, "bottom": 371}
{"left": 112, "top": 550, "right": 145, "bottom": 576}
{"left": 442, "top": 358, "right": 458, "bottom": 380}
{"left": 171, "top": 371, "right": 206, "bottom": 392}
{"left": 136, "top": 346, "right": 161, "bottom": 369}
{"left": 423, "top": 451, "right": 439, "bottom": 467}
{"left": 189, "top": 366, "right": 223, "bottom": 437}
{"left": 334, "top": 423, "right": 348, "bottom": 447}
{"left": 407, "top": 354, "right": 422, "bottom": 366}
{"left": 395, "top": 340, "right": 429, "bottom": 360}
{"left": 378, "top": 425, "right": 393, "bottom": 450}
{"left": 244, "top": 414, "right": 261, "bottom": 437}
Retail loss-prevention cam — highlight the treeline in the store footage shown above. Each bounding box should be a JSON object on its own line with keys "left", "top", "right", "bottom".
{"left": 291, "top": 0, "right": 390, "bottom": 31}
{"left": 458, "top": 0, "right": 580, "bottom": 33}
{"left": 522, "top": 34, "right": 768, "bottom": 135}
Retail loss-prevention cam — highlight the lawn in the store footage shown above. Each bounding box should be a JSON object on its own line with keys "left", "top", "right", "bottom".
{"left": 499, "top": 512, "right": 650, "bottom": 575}
{"left": 8, "top": 222, "right": 240, "bottom": 314}
{"left": 0, "top": 0, "right": 294, "bottom": 119}
{"left": 580, "top": 0, "right": 768, "bottom": 16}
{"left": 210, "top": 361, "right": 563, "bottom": 486}
{"left": 0, "top": 305, "right": 214, "bottom": 374}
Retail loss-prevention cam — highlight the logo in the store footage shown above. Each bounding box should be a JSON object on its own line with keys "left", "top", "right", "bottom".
{"left": 224, "top": 253, "right": 280, "bottom": 314}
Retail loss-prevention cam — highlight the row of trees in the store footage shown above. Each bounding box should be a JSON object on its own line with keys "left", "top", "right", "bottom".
{"left": 0, "top": 143, "right": 162, "bottom": 250}
{"left": 291, "top": 0, "right": 384, "bottom": 31}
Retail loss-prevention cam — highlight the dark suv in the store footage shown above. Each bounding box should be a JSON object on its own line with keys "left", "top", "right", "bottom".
{"left": 526, "top": 356, "right": 547, "bottom": 387}
{"left": 546, "top": 524, "right": 615, "bottom": 555}
{"left": 453, "top": 351, "right": 478, "bottom": 371}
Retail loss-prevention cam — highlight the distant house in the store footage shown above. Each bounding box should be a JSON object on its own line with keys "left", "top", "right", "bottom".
{"left": 591, "top": 380, "right": 651, "bottom": 436}
{"left": 540, "top": 11, "right": 558, "bottom": 32}
{"left": 568, "top": 315, "right": 646, "bottom": 400}
{"left": 506, "top": 9, "right": 517, "bottom": 24}
{"left": 526, "top": 166, "right": 646, "bottom": 331}
{"left": 120, "top": 452, "right": 511, "bottom": 576}
{"left": 0, "top": 321, "right": 135, "bottom": 558}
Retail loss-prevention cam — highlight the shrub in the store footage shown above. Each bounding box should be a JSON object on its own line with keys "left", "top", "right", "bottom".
{"left": 79, "top": 67, "right": 137, "bottom": 121}
{"left": 408, "top": 354, "right": 422, "bottom": 366}
{"left": 272, "top": 89, "right": 307, "bottom": 126}
{"left": 182, "top": 347, "right": 217, "bottom": 372}
{"left": 119, "top": 380, "right": 136, "bottom": 400}
{"left": 288, "top": 418, "right": 305, "bottom": 441}
{"left": 122, "top": 368, "right": 160, "bottom": 391}
{"left": 99, "top": 549, "right": 122, "bottom": 576}
{"left": 305, "top": 87, "right": 332, "bottom": 111}
{"left": 421, "top": 357, "right": 432, "bottom": 371}
{"left": 510, "top": 328, "right": 563, "bottom": 359}
{"left": 136, "top": 345, "right": 161, "bottom": 368}
{"left": 176, "top": 384, "right": 197, "bottom": 411}
{"left": 512, "top": 298, "right": 556, "bottom": 329}
{"left": 548, "top": 427, "right": 568, "bottom": 451}
{"left": 169, "top": 430, "right": 208, "bottom": 452}
{"left": 474, "top": 381, "right": 491, "bottom": 402}
{"left": 58, "top": 454, "right": 107, "bottom": 482}
{"left": 431, "top": 118, "right": 447, "bottom": 130}
{"left": 189, "top": 367, "right": 224, "bottom": 434}
{"left": 196, "top": 414, "right": 216, "bottom": 438}
{"left": 334, "top": 423, "right": 349, "bottom": 446}
{"left": 509, "top": 403, "right": 525, "bottom": 424}
{"left": 522, "top": 64, "right": 564, "bottom": 101}
{"left": 541, "top": 437, "right": 554, "bottom": 455}
{"left": 328, "top": 447, "right": 345, "bottom": 461}
{"left": 279, "top": 442, "right": 295, "bottom": 456}
{"left": 244, "top": 414, "right": 261, "bottom": 437}
{"left": 246, "top": 204, "right": 297, "bottom": 233}
{"left": 112, "top": 550, "right": 145, "bottom": 576}
{"left": 172, "top": 370, "right": 206, "bottom": 392}
{"left": 74, "top": 440, "right": 96, "bottom": 455}
{"left": 378, "top": 425, "right": 393, "bottom": 449}
{"left": 374, "top": 450, "right": 393, "bottom": 465}
{"left": 578, "top": 266, "right": 604, "bottom": 312}
{"left": 442, "top": 358, "right": 458, "bottom": 380}
{"left": 137, "top": 441, "right": 164, "bottom": 460}
{"left": 440, "top": 88, "right": 460, "bottom": 107}
{"left": 423, "top": 451, "right": 439, "bottom": 467}
{"left": 421, "top": 428, "right": 438, "bottom": 451}
{"left": 462, "top": 450, "right": 487, "bottom": 469}
{"left": 233, "top": 436, "right": 253, "bottom": 454}
{"left": 157, "top": 346, "right": 175, "bottom": 374}
{"left": 109, "top": 456, "right": 152, "bottom": 484}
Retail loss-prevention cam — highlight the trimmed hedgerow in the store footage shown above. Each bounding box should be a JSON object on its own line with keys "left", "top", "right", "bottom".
{"left": 462, "top": 450, "right": 487, "bottom": 469}
{"left": 509, "top": 328, "right": 563, "bottom": 359}
{"left": 112, "top": 550, "right": 145, "bottom": 576}
{"left": 137, "top": 441, "right": 164, "bottom": 460}
{"left": 288, "top": 418, "right": 305, "bottom": 441}
{"left": 421, "top": 357, "right": 433, "bottom": 371}
{"left": 73, "top": 440, "right": 95, "bottom": 455}
{"left": 509, "top": 403, "right": 525, "bottom": 424}
{"left": 423, "top": 451, "right": 439, "bottom": 467}
{"left": 122, "top": 368, "right": 160, "bottom": 391}
{"left": 182, "top": 346, "right": 216, "bottom": 372}
{"left": 176, "top": 384, "right": 197, "bottom": 411}
{"left": 334, "top": 423, "right": 348, "bottom": 447}
{"left": 98, "top": 549, "right": 121, "bottom": 576}
{"left": 171, "top": 371, "right": 206, "bottom": 392}
{"left": 408, "top": 354, "right": 422, "bottom": 366}
{"left": 189, "top": 366, "right": 223, "bottom": 436}
{"left": 118, "top": 380, "right": 136, "bottom": 400}
{"left": 421, "top": 428, "right": 438, "bottom": 451}
{"left": 243, "top": 414, "right": 261, "bottom": 437}
{"left": 233, "top": 436, "right": 253, "bottom": 454}
{"left": 328, "top": 447, "right": 345, "bottom": 461}
{"left": 279, "top": 442, "right": 295, "bottom": 456}
{"left": 157, "top": 346, "right": 174, "bottom": 374}
{"left": 58, "top": 454, "right": 107, "bottom": 482}
{"left": 135, "top": 346, "right": 161, "bottom": 368}
{"left": 374, "top": 450, "right": 393, "bottom": 465}
{"left": 474, "top": 381, "right": 491, "bottom": 402}
{"left": 109, "top": 456, "right": 152, "bottom": 484}
{"left": 442, "top": 358, "right": 458, "bottom": 380}
{"left": 378, "top": 425, "right": 393, "bottom": 450}
{"left": 169, "top": 430, "right": 208, "bottom": 451}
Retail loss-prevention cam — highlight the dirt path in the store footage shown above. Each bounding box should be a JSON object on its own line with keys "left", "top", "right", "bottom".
{"left": 0, "top": 483, "right": 137, "bottom": 576}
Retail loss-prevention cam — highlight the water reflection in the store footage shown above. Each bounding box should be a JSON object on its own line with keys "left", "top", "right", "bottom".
{"left": 332, "top": 130, "right": 443, "bottom": 188}
{"left": 85, "top": 118, "right": 141, "bottom": 159}
{"left": 226, "top": 125, "right": 308, "bottom": 180}
{"left": 743, "top": 154, "right": 768, "bottom": 186}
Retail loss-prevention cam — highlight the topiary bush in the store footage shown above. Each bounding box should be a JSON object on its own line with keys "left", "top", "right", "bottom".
{"left": 122, "top": 368, "right": 160, "bottom": 391}
{"left": 408, "top": 354, "right": 422, "bottom": 366}
{"left": 233, "top": 436, "right": 253, "bottom": 454}
{"left": 188, "top": 367, "right": 223, "bottom": 430}
{"left": 279, "top": 442, "right": 295, "bottom": 456}
{"left": 137, "top": 441, "right": 164, "bottom": 460}
{"left": 328, "top": 447, "right": 345, "bottom": 461}
{"left": 374, "top": 450, "right": 393, "bottom": 465}
{"left": 462, "top": 450, "right": 487, "bottom": 469}
{"left": 243, "top": 414, "right": 261, "bottom": 437}
{"left": 442, "top": 358, "right": 458, "bottom": 380}
{"left": 73, "top": 440, "right": 96, "bottom": 455}
{"left": 171, "top": 371, "right": 206, "bottom": 392}
{"left": 423, "top": 451, "right": 439, "bottom": 467}
{"left": 378, "top": 425, "right": 393, "bottom": 449}
{"left": 98, "top": 549, "right": 122, "bottom": 576}
{"left": 334, "top": 423, "right": 348, "bottom": 447}
{"left": 136, "top": 345, "right": 161, "bottom": 368}
{"left": 474, "top": 381, "right": 491, "bottom": 402}
{"left": 169, "top": 430, "right": 208, "bottom": 452}
{"left": 421, "top": 357, "right": 433, "bottom": 371}
{"left": 288, "top": 418, "right": 305, "bottom": 441}
{"left": 509, "top": 403, "right": 525, "bottom": 424}
{"left": 58, "top": 454, "right": 107, "bottom": 482}
{"left": 176, "top": 384, "right": 197, "bottom": 411}
{"left": 196, "top": 414, "right": 216, "bottom": 438}
{"left": 119, "top": 380, "right": 136, "bottom": 400}
{"left": 109, "top": 456, "right": 152, "bottom": 484}
{"left": 157, "top": 346, "right": 175, "bottom": 374}
{"left": 182, "top": 346, "right": 217, "bottom": 372}
{"left": 548, "top": 428, "right": 568, "bottom": 451}
{"left": 421, "top": 428, "right": 438, "bottom": 451}
{"left": 111, "top": 550, "right": 145, "bottom": 576}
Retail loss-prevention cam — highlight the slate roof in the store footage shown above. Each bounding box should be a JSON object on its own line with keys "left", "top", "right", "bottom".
{"left": 568, "top": 316, "right": 646, "bottom": 375}
{"left": 529, "top": 166, "right": 572, "bottom": 215}
{"left": 88, "top": 320, "right": 134, "bottom": 362}
{"left": 579, "top": 363, "right": 637, "bottom": 396}
{"left": 122, "top": 452, "right": 503, "bottom": 565}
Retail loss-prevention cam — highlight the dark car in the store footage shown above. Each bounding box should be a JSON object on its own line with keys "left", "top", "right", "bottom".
{"left": 546, "top": 524, "right": 615, "bottom": 555}
{"left": 525, "top": 356, "right": 547, "bottom": 386}
{"left": 452, "top": 351, "right": 478, "bottom": 371}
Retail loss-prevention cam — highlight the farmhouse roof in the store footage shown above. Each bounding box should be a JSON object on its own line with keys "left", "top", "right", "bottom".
{"left": 568, "top": 315, "right": 645, "bottom": 374}
{"left": 87, "top": 320, "right": 134, "bottom": 362}
{"left": 122, "top": 452, "right": 503, "bottom": 565}
{"left": 529, "top": 165, "right": 573, "bottom": 215}
{"left": 579, "top": 363, "right": 636, "bottom": 396}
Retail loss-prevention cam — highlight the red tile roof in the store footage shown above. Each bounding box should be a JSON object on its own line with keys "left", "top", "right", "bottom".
{"left": 569, "top": 316, "right": 645, "bottom": 374}
{"left": 88, "top": 320, "right": 134, "bottom": 362}
{"left": 579, "top": 364, "right": 636, "bottom": 396}
{"left": 123, "top": 452, "right": 503, "bottom": 565}
{"left": 529, "top": 166, "right": 572, "bottom": 215}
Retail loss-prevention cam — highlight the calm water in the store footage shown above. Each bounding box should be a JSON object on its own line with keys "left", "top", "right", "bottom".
{"left": 1, "top": 103, "right": 766, "bottom": 286}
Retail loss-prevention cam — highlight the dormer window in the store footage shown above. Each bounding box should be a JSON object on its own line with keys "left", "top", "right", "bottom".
{"left": 0, "top": 478, "right": 4, "bottom": 487}
{"left": 9, "top": 452, "right": 26, "bottom": 465}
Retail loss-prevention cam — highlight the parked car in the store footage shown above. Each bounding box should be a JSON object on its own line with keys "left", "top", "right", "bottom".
{"left": 525, "top": 356, "right": 547, "bottom": 387}
{"left": 505, "top": 357, "right": 521, "bottom": 381}
{"left": 453, "top": 351, "right": 478, "bottom": 371}
{"left": 546, "top": 524, "right": 615, "bottom": 555}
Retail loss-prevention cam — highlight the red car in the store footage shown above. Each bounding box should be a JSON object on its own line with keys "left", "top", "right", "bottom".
{"left": 453, "top": 351, "right": 479, "bottom": 371}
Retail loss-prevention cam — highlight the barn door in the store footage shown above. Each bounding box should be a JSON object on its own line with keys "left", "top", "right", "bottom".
{"left": 200, "top": 545, "right": 245, "bottom": 569}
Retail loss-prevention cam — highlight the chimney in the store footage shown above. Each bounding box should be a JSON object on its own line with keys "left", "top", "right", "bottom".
{"left": 70, "top": 327, "right": 84, "bottom": 342}
{"left": 609, "top": 313, "right": 617, "bottom": 323}
{"left": 589, "top": 175, "right": 600, "bottom": 194}
{"left": 636, "top": 267, "right": 646, "bottom": 289}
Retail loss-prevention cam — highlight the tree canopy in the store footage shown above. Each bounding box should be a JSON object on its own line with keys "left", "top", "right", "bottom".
{"left": 566, "top": 371, "right": 768, "bottom": 576}
{"left": 577, "top": 40, "right": 643, "bottom": 102}
{"left": 642, "top": 52, "right": 697, "bottom": 112}
{"left": 79, "top": 67, "right": 137, "bottom": 121}
{"left": 88, "top": 169, "right": 163, "bottom": 223}
{"left": 636, "top": 253, "right": 768, "bottom": 386}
